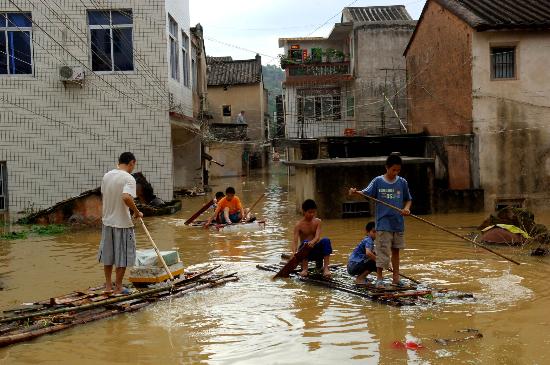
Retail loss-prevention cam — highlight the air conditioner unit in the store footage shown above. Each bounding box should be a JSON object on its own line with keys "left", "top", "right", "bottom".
{"left": 59, "top": 66, "right": 85, "bottom": 82}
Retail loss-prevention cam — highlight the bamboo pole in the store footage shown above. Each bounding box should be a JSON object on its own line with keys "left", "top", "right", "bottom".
{"left": 0, "top": 276, "right": 239, "bottom": 348}
{"left": 138, "top": 218, "right": 174, "bottom": 281}
{"left": 0, "top": 266, "right": 220, "bottom": 324}
{"left": 247, "top": 193, "right": 266, "bottom": 217}
{"left": 355, "top": 192, "right": 521, "bottom": 266}
{"left": 184, "top": 199, "right": 214, "bottom": 225}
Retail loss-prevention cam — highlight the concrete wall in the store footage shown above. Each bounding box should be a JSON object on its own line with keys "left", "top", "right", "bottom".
{"left": 291, "top": 166, "right": 316, "bottom": 214}
{"left": 291, "top": 161, "right": 433, "bottom": 219}
{"left": 172, "top": 126, "right": 202, "bottom": 188}
{"left": 165, "top": 0, "right": 193, "bottom": 117}
{"left": 472, "top": 30, "right": 550, "bottom": 209}
{"left": 208, "top": 142, "right": 245, "bottom": 177}
{"left": 0, "top": 0, "right": 178, "bottom": 213}
{"left": 406, "top": 0, "right": 474, "bottom": 190}
{"left": 207, "top": 83, "right": 266, "bottom": 141}
{"left": 353, "top": 22, "right": 415, "bottom": 135}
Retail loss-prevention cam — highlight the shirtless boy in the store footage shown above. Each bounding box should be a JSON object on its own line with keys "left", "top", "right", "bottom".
{"left": 292, "top": 199, "right": 333, "bottom": 278}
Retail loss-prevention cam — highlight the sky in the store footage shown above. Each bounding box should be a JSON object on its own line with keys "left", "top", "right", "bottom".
{"left": 190, "top": 0, "right": 427, "bottom": 65}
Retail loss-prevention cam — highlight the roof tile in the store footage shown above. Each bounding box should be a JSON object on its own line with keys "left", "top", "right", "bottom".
{"left": 344, "top": 6, "right": 413, "bottom": 22}
{"left": 207, "top": 56, "right": 262, "bottom": 86}
{"left": 436, "top": 0, "right": 550, "bottom": 30}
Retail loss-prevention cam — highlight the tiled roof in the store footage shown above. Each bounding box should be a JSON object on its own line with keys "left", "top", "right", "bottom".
{"left": 207, "top": 55, "right": 262, "bottom": 86}
{"left": 436, "top": 0, "right": 550, "bottom": 30}
{"left": 343, "top": 6, "right": 413, "bottom": 22}
{"left": 206, "top": 56, "right": 233, "bottom": 62}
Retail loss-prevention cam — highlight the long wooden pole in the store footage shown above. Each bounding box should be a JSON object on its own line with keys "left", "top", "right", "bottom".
{"left": 184, "top": 199, "right": 214, "bottom": 225}
{"left": 139, "top": 218, "right": 175, "bottom": 280}
{"left": 356, "top": 192, "right": 521, "bottom": 266}
{"left": 248, "top": 193, "right": 266, "bottom": 214}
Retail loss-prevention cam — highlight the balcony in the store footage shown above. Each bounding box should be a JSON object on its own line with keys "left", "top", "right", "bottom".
{"left": 208, "top": 123, "right": 248, "bottom": 141}
{"left": 284, "top": 62, "right": 352, "bottom": 85}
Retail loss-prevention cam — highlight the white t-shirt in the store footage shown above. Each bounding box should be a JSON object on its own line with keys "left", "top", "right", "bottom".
{"left": 101, "top": 169, "right": 137, "bottom": 228}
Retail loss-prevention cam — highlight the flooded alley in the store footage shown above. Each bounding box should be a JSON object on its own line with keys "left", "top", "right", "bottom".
{"left": 1, "top": 165, "right": 549, "bottom": 364}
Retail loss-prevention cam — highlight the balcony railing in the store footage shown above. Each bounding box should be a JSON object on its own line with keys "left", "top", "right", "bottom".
{"left": 208, "top": 123, "right": 248, "bottom": 141}
{"left": 287, "top": 62, "right": 350, "bottom": 77}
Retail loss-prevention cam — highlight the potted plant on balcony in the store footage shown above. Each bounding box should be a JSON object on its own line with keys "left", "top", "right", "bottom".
{"left": 325, "top": 48, "right": 346, "bottom": 63}
{"left": 279, "top": 54, "right": 291, "bottom": 69}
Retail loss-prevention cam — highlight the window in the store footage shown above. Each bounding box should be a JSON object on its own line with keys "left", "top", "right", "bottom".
{"left": 491, "top": 46, "right": 516, "bottom": 79}
{"left": 191, "top": 44, "right": 198, "bottom": 91}
{"left": 297, "top": 88, "right": 341, "bottom": 123}
{"left": 182, "top": 31, "right": 190, "bottom": 87}
{"left": 0, "top": 12, "right": 33, "bottom": 75}
{"left": 0, "top": 162, "right": 6, "bottom": 211}
{"left": 88, "top": 9, "right": 133, "bottom": 72}
{"left": 289, "top": 49, "right": 302, "bottom": 63}
{"left": 168, "top": 15, "right": 178, "bottom": 80}
{"left": 222, "top": 105, "right": 231, "bottom": 116}
{"left": 346, "top": 96, "right": 355, "bottom": 117}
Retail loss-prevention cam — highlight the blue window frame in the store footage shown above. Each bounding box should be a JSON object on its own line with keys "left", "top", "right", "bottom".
{"left": 88, "top": 10, "right": 133, "bottom": 72}
{"left": 0, "top": 12, "right": 33, "bottom": 75}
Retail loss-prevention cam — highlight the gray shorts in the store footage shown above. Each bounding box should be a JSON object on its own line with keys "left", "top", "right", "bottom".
{"left": 375, "top": 231, "right": 405, "bottom": 269}
{"left": 97, "top": 225, "right": 136, "bottom": 268}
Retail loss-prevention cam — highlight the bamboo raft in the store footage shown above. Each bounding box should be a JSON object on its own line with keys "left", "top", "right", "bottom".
{"left": 257, "top": 263, "right": 474, "bottom": 307}
{"left": 0, "top": 266, "right": 237, "bottom": 347}
{"left": 183, "top": 219, "right": 266, "bottom": 233}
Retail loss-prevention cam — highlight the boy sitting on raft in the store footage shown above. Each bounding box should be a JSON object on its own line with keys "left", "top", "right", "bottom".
{"left": 347, "top": 222, "right": 377, "bottom": 285}
{"left": 208, "top": 191, "right": 225, "bottom": 221}
{"left": 292, "top": 199, "right": 333, "bottom": 278}
{"left": 206, "top": 187, "right": 245, "bottom": 226}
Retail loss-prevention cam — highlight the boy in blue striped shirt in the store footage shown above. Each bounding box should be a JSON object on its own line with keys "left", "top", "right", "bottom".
{"left": 349, "top": 154, "right": 412, "bottom": 288}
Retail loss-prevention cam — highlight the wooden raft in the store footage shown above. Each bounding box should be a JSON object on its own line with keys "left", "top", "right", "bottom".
{"left": 0, "top": 266, "right": 238, "bottom": 348}
{"left": 257, "top": 263, "right": 474, "bottom": 307}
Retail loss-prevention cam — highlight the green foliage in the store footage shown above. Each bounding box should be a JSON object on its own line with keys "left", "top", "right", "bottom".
{"left": 30, "top": 224, "right": 66, "bottom": 236}
{"left": 0, "top": 224, "right": 66, "bottom": 240}
{"left": 0, "top": 231, "right": 28, "bottom": 240}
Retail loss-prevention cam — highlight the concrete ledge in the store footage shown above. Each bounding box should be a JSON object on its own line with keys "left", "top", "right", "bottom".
{"left": 283, "top": 156, "right": 434, "bottom": 167}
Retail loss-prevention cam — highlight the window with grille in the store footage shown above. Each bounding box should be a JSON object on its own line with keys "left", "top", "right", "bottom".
{"left": 0, "top": 12, "right": 33, "bottom": 75}
{"left": 297, "top": 88, "right": 342, "bottom": 123}
{"left": 222, "top": 105, "right": 231, "bottom": 116}
{"left": 168, "top": 15, "right": 179, "bottom": 80}
{"left": 491, "top": 47, "right": 516, "bottom": 79}
{"left": 0, "top": 162, "right": 6, "bottom": 211}
{"left": 182, "top": 31, "right": 190, "bottom": 87}
{"left": 88, "top": 9, "right": 134, "bottom": 72}
{"left": 346, "top": 96, "right": 355, "bottom": 117}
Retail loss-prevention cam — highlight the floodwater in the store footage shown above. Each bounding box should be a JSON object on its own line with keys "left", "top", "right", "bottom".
{"left": 1, "top": 164, "right": 549, "bottom": 365}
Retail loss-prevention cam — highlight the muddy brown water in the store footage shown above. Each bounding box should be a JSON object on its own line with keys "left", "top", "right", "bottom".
{"left": 1, "top": 165, "right": 549, "bottom": 364}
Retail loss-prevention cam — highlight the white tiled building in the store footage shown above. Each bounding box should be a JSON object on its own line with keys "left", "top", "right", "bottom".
{"left": 0, "top": 0, "right": 202, "bottom": 214}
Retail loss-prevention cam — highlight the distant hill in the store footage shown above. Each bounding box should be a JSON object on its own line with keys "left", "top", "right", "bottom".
{"left": 262, "top": 64, "right": 284, "bottom": 116}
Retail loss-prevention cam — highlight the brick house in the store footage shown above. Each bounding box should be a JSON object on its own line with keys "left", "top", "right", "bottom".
{"left": 0, "top": 0, "right": 206, "bottom": 214}
{"left": 405, "top": 0, "right": 550, "bottom": 210}
{"left": 205, "top": 55, "right": 269, "bottom": 177}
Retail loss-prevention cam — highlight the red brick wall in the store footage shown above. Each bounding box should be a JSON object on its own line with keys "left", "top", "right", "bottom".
{"left": 406, "top": 0, "right": 474, "bottom": 189}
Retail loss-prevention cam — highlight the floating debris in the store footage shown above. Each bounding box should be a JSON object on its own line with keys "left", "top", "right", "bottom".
{"left": 434, "top": 329, "right": 483, "bottom": 346}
